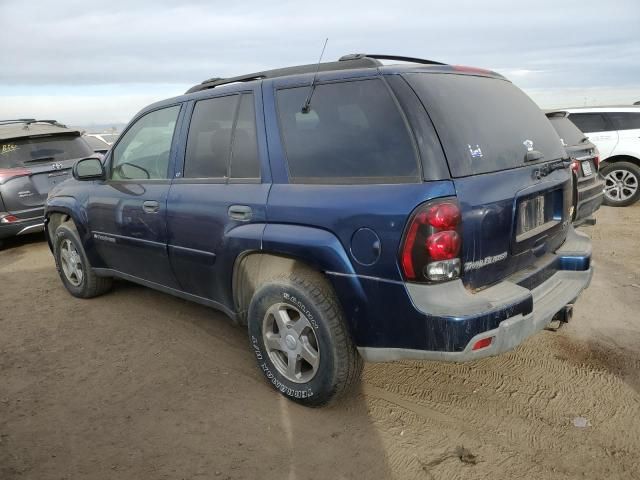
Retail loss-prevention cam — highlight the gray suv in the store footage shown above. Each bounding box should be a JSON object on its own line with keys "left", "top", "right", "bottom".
{"left": 0, "top": 119, "right": 93, "bottom": 247}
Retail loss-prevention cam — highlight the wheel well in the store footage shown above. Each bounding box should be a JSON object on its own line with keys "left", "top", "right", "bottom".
{"left": 601, "top": 155, "right": 640, "bottom": 169}
{"left": 233, "top": 253, "right": 327, "bottom": 325}
{"left": 46, "top": 212, "right": 71, "bottom": 239}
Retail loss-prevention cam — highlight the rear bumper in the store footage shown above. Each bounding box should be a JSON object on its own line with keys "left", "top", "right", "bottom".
{"left": 357, "top": 227, "right": 593, "bottom": 362}
{"left": 0, "top": 216, "right": 45, "bottom": 240}
{"left": 359, "top": 267, "right": 592, "bottom": 362}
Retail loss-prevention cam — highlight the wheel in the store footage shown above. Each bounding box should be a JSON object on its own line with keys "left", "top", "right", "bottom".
{"left": 601, "top": 161, "right": 640, "bottom": 207}
{"left": 247, "top": 269, "right": 363, "bottom": 407}
{"left": 53, "top": 222, "right": 112, "bottom": 298}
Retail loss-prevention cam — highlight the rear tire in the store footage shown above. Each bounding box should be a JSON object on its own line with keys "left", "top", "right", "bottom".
{"left": 601, "top": 161, "right": 640, "bottom": 207}
{"left": 247, "top": 269, "right": 363, "bottom": 407}
{"left": 53, "top": 222, "right": 112, "bottom": 298}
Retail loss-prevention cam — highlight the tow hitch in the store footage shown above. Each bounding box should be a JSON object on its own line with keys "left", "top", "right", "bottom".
{"left": 546, "top": 304, "right": 573, "bottom": 331}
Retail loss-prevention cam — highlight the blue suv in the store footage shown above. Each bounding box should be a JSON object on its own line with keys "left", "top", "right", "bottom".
{"left": 45, "top": 54, "right": 593, "bottom": 406}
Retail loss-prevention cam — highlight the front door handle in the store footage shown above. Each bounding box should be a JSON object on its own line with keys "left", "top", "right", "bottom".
{"left": 142, "top": 200, "right": 160, "bottom": 214}
{"left": 228, "top": 205, "right": 252, "bottom": 221}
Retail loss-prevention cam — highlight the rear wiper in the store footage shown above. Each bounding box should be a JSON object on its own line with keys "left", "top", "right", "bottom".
{"left": 524, "top": 150, "right": 544, "bottom": 162}
{"left": 23, "top": 156, "right": 55, "bottom": 163}
{"left": 534, "top": 159, "right": 570, "bottom": 179}
{"left": 579, "top": 137, "right": 590, "bottom": 144}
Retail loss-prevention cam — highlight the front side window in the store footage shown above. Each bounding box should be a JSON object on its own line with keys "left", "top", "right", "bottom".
{"left": 568, "top": 113, "right": 610, "bottom": 134}
{"left": 111, "top": 105, "right": 180, "bottom": 180}
{"left": 276, "top": 79, "right": 419, "bottom": 183}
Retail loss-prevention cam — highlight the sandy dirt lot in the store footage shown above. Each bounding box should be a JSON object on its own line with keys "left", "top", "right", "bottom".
{"left": 1, "top": 205, "right": 639, "bottom": 480}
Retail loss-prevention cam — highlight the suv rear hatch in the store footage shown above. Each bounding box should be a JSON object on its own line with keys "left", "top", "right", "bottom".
{"left": 404, "top": 72, "right": 571, "bottom": 290}
{"left": 0, "top": 132, "right": 93, "bottom": 218}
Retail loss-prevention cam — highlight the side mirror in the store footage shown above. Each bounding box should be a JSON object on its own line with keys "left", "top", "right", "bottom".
{"left": 73, "top": 157, "right": 105, "bottom": 181}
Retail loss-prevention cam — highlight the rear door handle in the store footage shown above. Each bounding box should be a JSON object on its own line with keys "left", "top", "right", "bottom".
{"left": 142, "top": 200, "right": 160, "bottom": 214}
{"left": 228, "top": 205, "right": 252, "bottom": 221}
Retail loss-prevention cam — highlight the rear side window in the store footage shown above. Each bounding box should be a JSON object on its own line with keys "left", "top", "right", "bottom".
{"left": 184, "top": 93, "right": 260, "bottom": 179}
{"left": 0, "top": 135, "right": 93, "bottom": 168}
{"left": 606, "top": 112, "right": 640, "bottom": 131}
{"left": 276, "top": 79, "right": 419, "bottom": 183}
{"left": 547, "top": 116, "right": 586, "bottom": 146}
{"left": 405, "top": 73, "right": 565, "bottom": 177}
{"left": 568, "top": 113, "right": 610, "bottom": 133}
{"left": 185, "top": 95, "right": 238, "bottom": 178}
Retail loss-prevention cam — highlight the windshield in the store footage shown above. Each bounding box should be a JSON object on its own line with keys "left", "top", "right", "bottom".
{"left": 0, "top": 134, "right": 93, "bottom": 168}
{"left": 404, "top": 73, "right": 565, "bottom": 177}
{"left": 547, "top": 116, "right": 587, "bottom": 146}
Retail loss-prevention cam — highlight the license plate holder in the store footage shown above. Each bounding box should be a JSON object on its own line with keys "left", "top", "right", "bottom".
{"left": 581, "top": 161, "right": 593, "bottom": 176}
{"left": 517, "top": 194, "right": 554, "bottom": 241}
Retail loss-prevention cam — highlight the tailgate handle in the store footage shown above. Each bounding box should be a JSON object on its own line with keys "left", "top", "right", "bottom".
{"left": 142, "top": 200, "right": 160, "bottom": 214}
{"left": 228, "top": 205, "right": 252, "bottom": 221}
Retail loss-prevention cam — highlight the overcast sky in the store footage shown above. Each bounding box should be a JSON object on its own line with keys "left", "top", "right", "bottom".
{"left": 1, "top": 0, "right": 638, "bottom": 127}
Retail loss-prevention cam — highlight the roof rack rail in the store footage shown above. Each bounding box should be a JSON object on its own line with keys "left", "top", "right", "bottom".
{"left": 185, "top": 54, "right": 446, "bottom": 94}
{"left": 185, "top": 55, "right": 382, "bottom": 94}
{"left": 338, "top": 53, "right": 446, "bottom": 66}
{"left": 0, "top": 119, "right": 67, "bottom": 128}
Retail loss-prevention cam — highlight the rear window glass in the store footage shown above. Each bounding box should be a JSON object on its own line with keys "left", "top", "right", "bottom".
{"left": 404, "top": 73, "right": 565, "bottom": 177}
{"left": 276, "top": 78, "right": 419, "bottom": 183}
{"left": 0, "top": 134, "right": 93, "bottom": 168}
{"left": 607, "top": 112, "right": 640, "bottom": 131}
{"left": 547, "top": 116, "right": 586, "bottom": 146}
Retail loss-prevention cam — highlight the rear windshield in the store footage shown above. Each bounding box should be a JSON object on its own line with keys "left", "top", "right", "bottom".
{"left": 404, "top": 73, "right": 565, "bottom": 177}
{"left": 546, "top": 115, "right": 587, "bottom": 146}
{"left": 0, "top": 134, "right": 93, "bottom": 168}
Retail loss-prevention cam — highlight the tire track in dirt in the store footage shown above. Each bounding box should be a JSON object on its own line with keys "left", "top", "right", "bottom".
{"left": 361, "top": 330, "right": 640, "bottom": 479}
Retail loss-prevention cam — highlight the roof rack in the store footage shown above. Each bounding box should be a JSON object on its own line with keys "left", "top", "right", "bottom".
{"left": 0, "top": 119, "right": 67, "bottom": 128}
{"left": 338, "top": 53, "right": 445, "bottom": 66}
{"left": 185, "top": 54, "right": 446, "bottom": 94}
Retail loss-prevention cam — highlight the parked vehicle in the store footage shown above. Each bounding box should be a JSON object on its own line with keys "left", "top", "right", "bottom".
{"left": 86, "top": 133, "right": 119, "bottom": 145}
{"left": 83, "top": 134, "right": 111, "bottom": 155}
{"left": 45, "top": 54, "right": 593, "bottom": 406}
{"left": 563, "top": 107, "right": 640, "bottom": 207}
{"left": 545, "top": 111, "right": 604, "bottom": 225}
{"left": 0, "top": 119, "right": 93, "bottom": 247}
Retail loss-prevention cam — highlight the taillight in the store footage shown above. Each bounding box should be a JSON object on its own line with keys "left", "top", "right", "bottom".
{"left": 400, "top": 199, "right": 462, "bottom": 283}
{"left": 0, "top": 214, "right": 20, "bottom": 224}
{"left": 0, "top": 167, "right": 31, "bottom": 184}
{"left": 592, "top": 147, "right": 600, "bottom": 171}
{"left": 570, "top": 160, "right": 580, "bottom": 175}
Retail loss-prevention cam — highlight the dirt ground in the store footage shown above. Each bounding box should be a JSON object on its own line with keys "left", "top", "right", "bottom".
{"left": 1, "top": 205, "right": 639, "bottom": 480}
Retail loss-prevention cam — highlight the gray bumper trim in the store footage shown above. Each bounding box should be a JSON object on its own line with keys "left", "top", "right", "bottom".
{"left": 17, "top": 223, "right": 45, "bottom": 236}
{"left": 358, "top": 266, "right": 594, "bottom": 363}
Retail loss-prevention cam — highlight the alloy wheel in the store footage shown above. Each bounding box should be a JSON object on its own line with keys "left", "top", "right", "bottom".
{"left": 262, "top": 302, "right": 320, "bottom": 383}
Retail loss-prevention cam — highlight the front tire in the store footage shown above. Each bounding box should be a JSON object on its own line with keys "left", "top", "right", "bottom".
{"left": 53, "top": 222, "right": 112, "bottom": 298}
{"left": 601, "top": 161, "right": 640, "bottom": 207}
{"left": 247, "top": 269, "right": 362, "bottom": 407}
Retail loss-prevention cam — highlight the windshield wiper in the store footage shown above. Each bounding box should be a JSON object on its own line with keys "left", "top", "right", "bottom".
{"left": 23, "top": 156, "right": 55, "bottom": 163}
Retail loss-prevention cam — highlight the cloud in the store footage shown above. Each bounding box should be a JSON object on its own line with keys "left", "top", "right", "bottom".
{"left": 0, "top": 0, "right": 638, "bottom": 123}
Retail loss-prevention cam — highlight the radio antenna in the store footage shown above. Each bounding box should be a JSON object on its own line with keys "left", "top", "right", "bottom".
{"left": 301, "top": 38, "right": 328, "bottom": 114}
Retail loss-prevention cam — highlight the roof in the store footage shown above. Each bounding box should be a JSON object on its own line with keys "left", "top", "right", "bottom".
{"left": 184, "top": 53, "right": 502, "bottom": 94}
{"left": 0, "top": 119, "right": 81, "bottom": 142}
